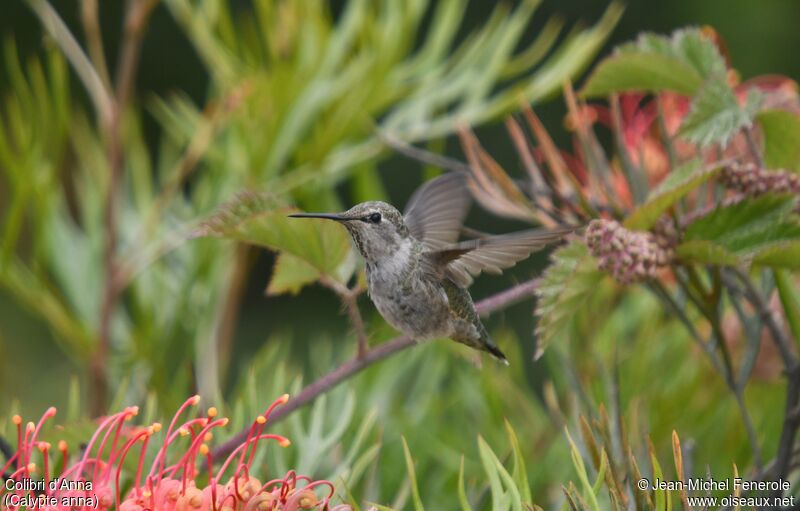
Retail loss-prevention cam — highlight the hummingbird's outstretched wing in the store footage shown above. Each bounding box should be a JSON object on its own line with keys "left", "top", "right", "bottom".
{"left": 427, "top": 226, "right": 574, "bottom": 287}
{"left": 404, "top": 172, "right": 471, "bottom": 248}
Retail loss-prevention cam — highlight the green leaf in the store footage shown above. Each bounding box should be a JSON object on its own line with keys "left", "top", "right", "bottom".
{"left": 752, "top": 242, "right": 800, "bottom": 269}
{"left": 477, "top": 435, "right": 523, "bottom": 511}
{"left": 535, "top": 242, "right": 609, "bottom": 358}
{"left": 505, "top": 420, "right": 533, "bottom": 504}
{"left": 197, "top": 194, "right": 353, "bottom": 279}
{"left": 648, "top": 442, "right": 671, "bottom": 511}
{"left": 457, "top": 456, "right": 473, "bottom": 511}
{"left": 675, "top": 240, "right": 740, "bottom": 266}
{"left": 581, "top": 28, "right": 725, "bottom": 97}
{"left": 581, "top": 28, "right": 755, "bottom": 147}
{"left": 581, "top": 52, "right": 701, "bottom": 97}
{"left": 679, "top": 78, "right": 761, "bottom": 148}
{"left": 477, "top": 435, "right": 505, "bottom": 511}
{"left": 757, "top": 110, "right": 800, "bottom": 172}
{"left": 683, "top": 195, "right": 800, "bottom": 256}
{"left": 266, "top": 253, "right": 321, "bottom": 296}
{"left": 775, "top": 270, "right": 800, "bottom": 345}
{"left": 401, "top": 437, "right": 425, "bottom": 511}
{"left": 564, "top": 429, "right": 601, "bottom": 511}
{"left": 624, "top": 159, "right": 718, "bottom": 230}
{"left": 669, "top": 27, "right": 727, "bottom": 76}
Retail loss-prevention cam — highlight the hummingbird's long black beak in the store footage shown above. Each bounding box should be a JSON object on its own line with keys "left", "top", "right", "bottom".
{"left": 288, "top": 212, "right": 348, "bottom": 221}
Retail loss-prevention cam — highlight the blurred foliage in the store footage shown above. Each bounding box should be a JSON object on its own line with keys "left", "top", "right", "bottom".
{"left": 2, "top": 1, "right": 800, "bottom": 510}
{"left": 0, "top": 0, "right": 621, "bottom": 410}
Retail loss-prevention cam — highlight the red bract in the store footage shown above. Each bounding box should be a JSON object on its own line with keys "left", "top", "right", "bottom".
{"left": 1, "top": 395, "right": 349, "bottom": 511}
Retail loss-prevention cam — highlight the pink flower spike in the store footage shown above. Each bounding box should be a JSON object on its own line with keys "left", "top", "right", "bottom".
{"left": 76, "top": 407, "right": 137, "bottom": 481}
{"left": 22, "top": 422, "right": 34, "bottom": 476}
{"left": 237, "top": 415, "right": 267, "bottom": 475}
{"left": 148, "top": 417, "right": 211, "bottom": 480}
{"left": 92, "top": 409, "right": 132, "bottom": 482}
{"left": 263, "top": 394, "right": 290, "bottom": 421}
{"left": 29, "top": 407, "right": 56, "bottom": 455}
{"left": 114, "top": 428, "right": 153, "bottom": 511}
{"left": 36, "top": 442, "right": 51, "bottom": 490}
{"left": 164, "top": 418, "right": 229, "bottom": 483}
{"left": 152, "top": 395, "right": 201, "bottom": 484}
{"left": 12, "top": 415, "right": 22, "bottom": 471}
{"left": 304, "top": 479, "right": 337, "bottom": 500}
{"left": 215, "top": 434, "right": 290, "bottom": 487}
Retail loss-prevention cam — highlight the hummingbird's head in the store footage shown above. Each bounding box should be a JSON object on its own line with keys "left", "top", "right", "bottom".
{"left": 289, "top": 201, "right": 410, "bottom": 264}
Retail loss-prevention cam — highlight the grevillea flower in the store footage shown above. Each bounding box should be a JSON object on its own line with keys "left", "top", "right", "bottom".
{"left": 0, "top": 396, "right": 352, "bottom": 511}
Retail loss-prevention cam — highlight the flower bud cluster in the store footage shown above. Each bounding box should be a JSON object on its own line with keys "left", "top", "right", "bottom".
{"left": 585, "top": 219, "right": 676, "bottom": 283}
{"left": 721, "top": 162, "right": 800, "bottom": 197}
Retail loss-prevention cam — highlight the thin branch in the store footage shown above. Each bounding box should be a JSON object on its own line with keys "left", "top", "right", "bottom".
{"left": 378, "top": 130, "right": 472, "bottom": 174}
{"left": 744, "top": 126, "right": 765, "bottom": 168}
{"left": 211, "top": 277, "right": 542, "bottom": 461}
{"left": 94, "top": 0, "right": 159, "bottom": 415}
{"left": 650, "top": 276, "right": 763, "bottom": 473}
{"left": 26, "top": 0, "right": 113, "bottom": 124}
{"left": 80, "top": 0, "right": 111, "bottom": 88}
{"left": 217, "top": 245, "right": 253, "bottom": 384}
{"left": 319, "top": 275, "right": 369, "bottom": 359}
{"left": 729, "top": 268, "right": 798, "bottom": 371}
{"left": 726, "top": 268, "right": 800, "bottom": 495}
{"left": 647, "top": 280, "right": 724, "bottom": 374}
{"left": 115, "top": 0, "right": 159, "bottom": 107}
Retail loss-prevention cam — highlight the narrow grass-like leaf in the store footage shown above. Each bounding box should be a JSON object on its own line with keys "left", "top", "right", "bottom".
{"left": 672, "top": 431, "right": 690, "bottom": 511}
{"left": 648, "top": 440, "right": 671, "bottom": 511}
{"left": 591, "top": 449, "right": 609, "bottom": 496}
{"left": 458, "top": 455, "right": 473, "bottom": 511}
{"left": 505, "top": 420, "right": 533, "bottom": 504}
{"left": 478, "top": 435, "right": 523, "bottom": 511}
{"left": 477, "top": 435, "right": 506, "bottom": 510}
{"left": 401, "top": 436, "right": 425, "bottom": 511}
{"left": 565, "top": 429, "right": 601, "bottom": 511}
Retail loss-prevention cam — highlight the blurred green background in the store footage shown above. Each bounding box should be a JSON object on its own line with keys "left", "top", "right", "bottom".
{"left": 3, "top": 0, "right": 798, "bottom": 418}
{"left": 1, "top": 1, "right": 799, "bottom": 508}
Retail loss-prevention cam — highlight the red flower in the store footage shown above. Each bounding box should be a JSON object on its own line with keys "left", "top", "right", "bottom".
{"left": 1, "top": 396, "right": 348, "bottom": 511}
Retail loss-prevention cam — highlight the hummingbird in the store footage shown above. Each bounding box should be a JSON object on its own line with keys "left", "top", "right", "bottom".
{"left": 290, "top": 172, "right": 572, "bottom": 364}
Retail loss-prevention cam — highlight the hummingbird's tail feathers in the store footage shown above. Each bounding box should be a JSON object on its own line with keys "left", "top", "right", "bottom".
{"left": 478, "top": 323, "right": 509, "bottom": 365}
{"left": 485, "top": 343, "right": 510, "bottom": 366}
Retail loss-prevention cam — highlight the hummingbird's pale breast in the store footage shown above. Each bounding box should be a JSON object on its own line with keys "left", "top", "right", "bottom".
{"left": 365, "top": 238, "right": 454, "bottom": 340}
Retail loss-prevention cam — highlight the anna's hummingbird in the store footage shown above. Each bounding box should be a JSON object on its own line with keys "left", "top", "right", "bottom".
{"left": 290, "top": 172, "right": 572, "bottom": 364}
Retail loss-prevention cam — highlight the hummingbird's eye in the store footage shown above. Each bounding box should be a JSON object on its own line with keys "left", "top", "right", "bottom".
{"left": 368, "top": 212, "right": 382, "bottom": 224}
